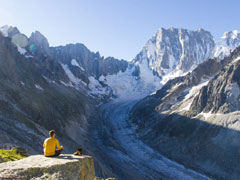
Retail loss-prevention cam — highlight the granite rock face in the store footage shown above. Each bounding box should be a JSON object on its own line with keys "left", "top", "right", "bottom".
{"left": 129, "top": 47, "right": 240, "bottom": 180}
{"left": 0, "top": 154, "right": 116, "bottom": 180}
{"left": 50, "top": 44, "right": 128, "bottom": 81}
{"left": 133, "top": 27, "right": 215, "bottom": 77}
{"left": 190, "top": 49, "right": 240, "bottom": 114}
{"left": 28, "top": 31, "right": 51, "bottom": 56}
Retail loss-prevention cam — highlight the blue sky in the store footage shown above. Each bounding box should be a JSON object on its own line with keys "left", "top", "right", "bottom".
{"left": 0, "top": 0, "right": 239, "bottom": 60}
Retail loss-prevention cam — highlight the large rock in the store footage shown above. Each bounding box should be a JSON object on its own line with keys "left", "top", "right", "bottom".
{"left": 0, "top": 154, "right": 96, "bottom": 180}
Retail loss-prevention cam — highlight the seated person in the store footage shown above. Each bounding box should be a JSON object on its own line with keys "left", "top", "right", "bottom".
{"left": 43, "top": 130, "right": 63, "bottom": 157}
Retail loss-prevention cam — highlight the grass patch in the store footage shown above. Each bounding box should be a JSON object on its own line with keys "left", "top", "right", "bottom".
{"left": 0, "top": 148, "right": 28, "bottom": 162}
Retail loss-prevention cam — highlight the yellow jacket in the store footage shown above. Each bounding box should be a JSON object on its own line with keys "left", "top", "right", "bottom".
{"left": 43, "top": 137, "right": 63, "bottom": 156}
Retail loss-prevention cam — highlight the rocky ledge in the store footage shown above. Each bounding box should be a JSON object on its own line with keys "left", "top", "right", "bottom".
{"left": 0, "top": 154, "right": 116, "bottom": 180}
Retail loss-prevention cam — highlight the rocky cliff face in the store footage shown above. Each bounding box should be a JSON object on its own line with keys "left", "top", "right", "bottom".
{"left": 133, "top": 27, "right": 240, "bottom": 85}
{"left": 190, "top": 56, "right": 240, "bottom": 114}
{"left": 133, "top": 28, "right": 215, "bottom": 77}
{"left": 129, "top": 47, "right": 240, "bottom": 180}
{"left": 51, "top": 44, "right": 128, "bottom": 81}
{"left": 28, "top": 31, "right": 51, "bottom": 56}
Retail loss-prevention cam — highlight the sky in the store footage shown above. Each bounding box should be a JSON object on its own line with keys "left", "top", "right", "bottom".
{"left": 0, "top": 0, "right": 239, "bottom": 60}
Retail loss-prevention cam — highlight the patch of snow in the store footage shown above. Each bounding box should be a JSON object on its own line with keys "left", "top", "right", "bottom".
{"left": 178, "top": 79, "right": 210, "bottom": 111}
{"left": 43, "top": 76, "right": 56, "bottom": 84}
{"left": 150, "top": 91, "right": 157, "bottom": 96}
{"left": 71, "top": 59, "right": 85, "bottom": 71}
{"left": 61, "top": 64, "right": 87, "bottom": 87}
{"left": 197, "top": 111, "right": 222, "bottom": 119}
{"left": 17, "top": 45, "right": 26, "bottom": 55}
{"left": 161, "top": 69, "right": 187, "bottom": 84}
{"left": 232, "top": 30, "right": 240, "bottom": 39}
{"left": 71, "top": 59, "right": 80, "bottom": 67}
{"left": 20, "top": 81, "right": 25, "bottom": 86}
{"left": 232, "top": 57, "right": 240, "bottom": 63}
{"left": 35, "top": 84, "right": 43, "bottom": 91}
{"left": 214, "top": 30, "right": 240, "bottom": 59}
{"left": 180, "top": 103, "right": 192, "bottom": 112}
{"left": 25, "top": 55, "right": 33, "bottom": 59}
{"left": 60, "top": 80, "right": 72, "bottom": 87}
{"left": 0, "top": 25, "right": 10, "bottom": 37}
{"left": 214, "top": 38, "right": 231, "bottom": 58}
{"left": 88, "top": 76, "right": 110, "bottom": 96}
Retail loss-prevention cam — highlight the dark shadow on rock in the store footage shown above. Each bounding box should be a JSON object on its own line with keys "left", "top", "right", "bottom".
{"left": 49, "top": 155, "right": 87, "bottom": 160}
{"left": 132, "top": 112, "right": 240, "bottom": 180}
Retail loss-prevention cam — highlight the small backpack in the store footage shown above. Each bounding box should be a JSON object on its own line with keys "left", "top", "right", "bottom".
{"left": 73, "top": 147, "right": 82, "bottom": 156}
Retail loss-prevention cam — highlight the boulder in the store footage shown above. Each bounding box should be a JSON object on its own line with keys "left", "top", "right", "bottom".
{"left": 0, "top": 154, "right": 96, "bottom": 180}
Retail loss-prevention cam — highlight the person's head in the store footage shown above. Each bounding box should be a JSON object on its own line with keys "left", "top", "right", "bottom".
{"left": 49, "top": 130, "right": 55, "bottom": 138}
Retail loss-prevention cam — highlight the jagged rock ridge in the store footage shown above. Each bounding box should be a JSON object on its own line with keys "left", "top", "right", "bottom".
{"left": 129, "top": 46, "right": 240, "bottom": 180}
{"left": 133, "top": 27, "right": 240, "bottom": 84}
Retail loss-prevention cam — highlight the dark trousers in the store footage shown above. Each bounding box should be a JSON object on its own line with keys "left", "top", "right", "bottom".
{"left": 46, "top": 149, "right": 63, "bottom": 157}
{"left": 53, "top": 149, "right": 63, "bottom": 157}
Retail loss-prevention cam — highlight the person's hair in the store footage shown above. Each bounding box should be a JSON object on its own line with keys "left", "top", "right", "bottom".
{"left": 49, "top": 130, "right": 55, "bottom": 137}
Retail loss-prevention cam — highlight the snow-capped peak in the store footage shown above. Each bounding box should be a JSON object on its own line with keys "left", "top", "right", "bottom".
{"left": 133, "top": 27, "right": 215, "bottom": 77}
{"left": 214, "top": 30, "right": 240, "bottom": 58}
{"left": 0, "top": 25, "right": 10, "bottom": 37}
{"left": 222, "top": 30, "right": 240, "bottom": 39}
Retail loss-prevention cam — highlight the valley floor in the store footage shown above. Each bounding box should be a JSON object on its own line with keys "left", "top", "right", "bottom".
{"left": 90, "top": 99, "right": 213, "bottom": 180}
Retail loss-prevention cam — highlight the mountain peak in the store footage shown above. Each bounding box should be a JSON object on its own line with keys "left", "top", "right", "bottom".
{"left": 222, "top": 30, "right": 240, "bottom": 39}
{"left": 134, "top": 27, "right": 215, "bottom": 77}
{"left": 0, "top": 25, "right": 20, "bottom": 38}
{"left": 29, "top": 30, "right": 50, "bottom": 55}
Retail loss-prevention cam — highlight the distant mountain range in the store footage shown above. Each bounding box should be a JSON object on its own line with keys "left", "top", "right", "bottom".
{"left": 1, "top": 25, "right": 239, "bottom": 100}
{"left": 1, "top": 25, "right": 240, "bottom": 180}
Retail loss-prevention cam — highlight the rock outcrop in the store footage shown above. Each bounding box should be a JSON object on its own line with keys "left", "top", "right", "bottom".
{"left": 0, "top": 154, "right": 115, "bottom": 180}
{"left": 28, "top": 31, "right": 51, "bottom": 56}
